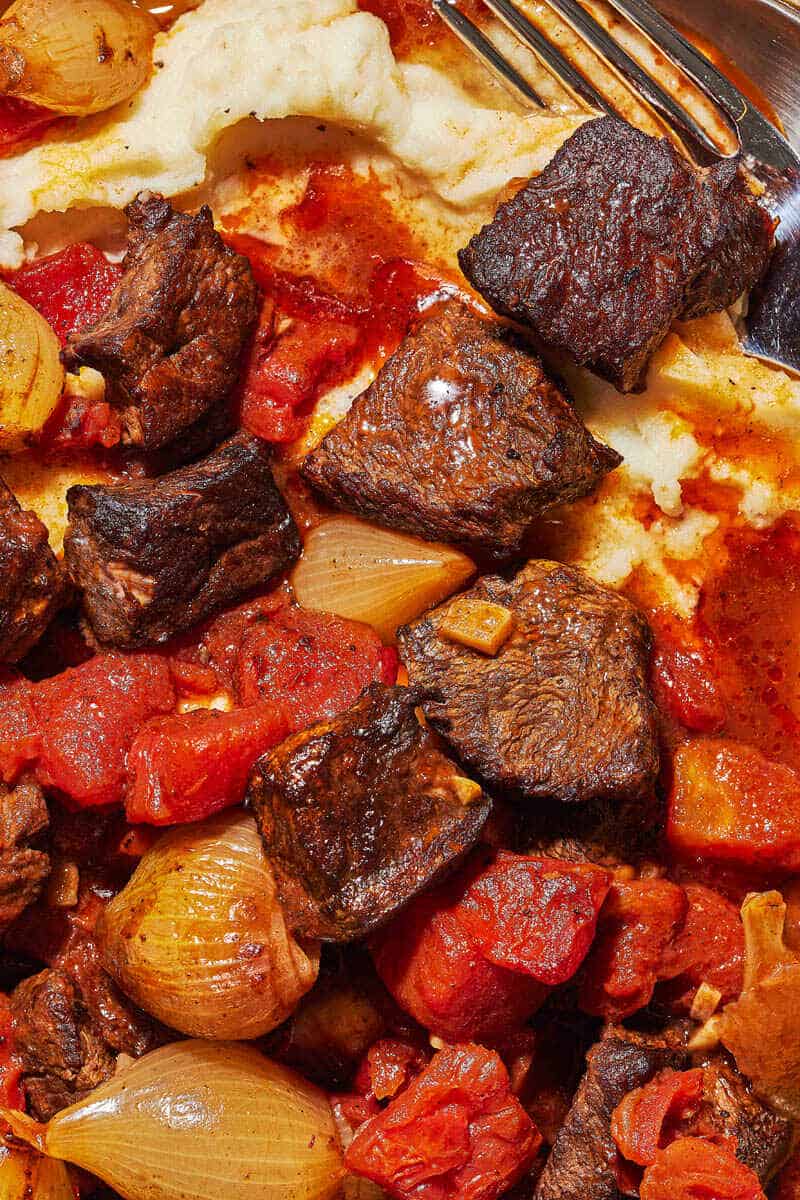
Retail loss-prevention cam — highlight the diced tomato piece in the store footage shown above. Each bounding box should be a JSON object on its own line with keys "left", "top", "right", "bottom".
{"left": 639, "top": 1137, "right": 766, "bottom": 1200}
{"left": 0, "top": 994, "right": 23, "bottom": 1112}
{"left": 8, "top": 243, "right": 122, "bottom": 345}
{"left": 656, "top": 883, "right": 744, "bottom": 1012}
{"left": 0, "top": 96, "right": 60, "bottom": 152}
{"left": 357, "top": 1037, "right": 429, "bottom": 1103}
{"left": 0, "top": 673, "right": 40, "bottom": 782}
{"left": 649, "top": 610, "right": 726, "bottom": 734}
{"left": 240, "top": 316, "right": 361, "bottom": 442}
{"left": 371, "top": 869, "right": 547, "bottom": 1043}
{"left": 578, "top": 877, "right": 688, "bottom": 1020}
{"left": 346, "top": 1043, "right": 542, "bottom": 1200}
{"left": 0, "top": 654, "right": 176, "bottom": 808}
{"left": 125, "top": 702, "right": 291, "bottom": 825}
{"left": 668, "top": 739, "right": 800, "bottom": 871}
{"left": 233, "top": 605, "right": 396, "bottom": 726}
{"left": 611, "top": 1068, "right": 705, "bottom": 1167}
{"left": 453, "top": 852, "right": 611, "bottom": 985}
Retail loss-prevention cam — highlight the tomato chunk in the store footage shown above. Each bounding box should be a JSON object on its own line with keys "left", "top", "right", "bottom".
{"left": 668, "top": 739, "right": 800, "bottom": 871}
{"left": 454, "top": 852, "right": 610, "bottom": 985}
{"left": 125, "top": 703, "right": 291, "bottom": 825}
{"left": 371, "top": 862, "right": 548, "bottom": 1043}
{"left": 611, "top": 1068, "right": 705, "bottom": 1167}
{"left": 656, "top": 883, "right": 744, "bottom": 1012}
{"left": 639, "top": 1137, "right": 766, "bottom": 1200}
{"left": 649, "top": 610, "right": 726, "bottom": 734}
{"left": 578, "top": 877, "right": 688, "bottom": 1019}
{"left": 8, "top": 242, "right": 122, "bottom": 345}
{"left": 196, "top": 596, "right": 396, "bottom": 726}
{"left": 0, "top": 654, "right": 176, "bottom": 808}
{"left": 0, "top": 96, "right": 60, "bottom": 151}
{"left": 345, "top": 1043, "right": 542, "bottom": 1200}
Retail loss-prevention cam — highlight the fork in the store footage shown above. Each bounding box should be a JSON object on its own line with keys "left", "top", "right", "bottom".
{"left": 433, "top": 0, "right": 800, "bottom": 378}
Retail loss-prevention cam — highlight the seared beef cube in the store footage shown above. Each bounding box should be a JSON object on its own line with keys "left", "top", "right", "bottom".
{"left": 459, "top": 117, "right": 773, "bottom": 393}
{"left": 11, "top": 939, "right": 160, "bottom": 1121}
{"left": 399, "top": 560, "right": 658, "bottom": 804}
{"left": 700, "top": 1053, "right": 792, "bottom": 1183}
{"left": 0, "top": 777, "right": 49, "bottom": 932}
{"left": 11, "top": 969, "right": 116, "bottom": 1120}
{"left": 63, "top": 194, "right": 260, "bottom": 450}
{"left": 249, "top": 684, "right": 491, "bottom": 941}
{"left": 64, "top": 431, "right": 301, "bottom": 647}
{"left": 0, "top": 480, "right": 66, "bottom": 663}
{"left": 302, "top": 301, "right": 620, "bottom": 557}
{"left": 535, "top": 1027, "right": 686, "bottom": 1200}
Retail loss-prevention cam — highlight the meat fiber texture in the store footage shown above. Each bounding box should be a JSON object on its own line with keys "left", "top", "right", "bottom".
{"left": 64, "top": 194, "right": 259, "bottom": 450}
{"left": 64, "top": 431, "right": 301, "bottom": 648}
{"left": 399, "top": 559, "right": 658, "bottom": 805}
{"left": 303, "top": 300, "right": 621, "bottom": 558}
{"left": 0, "top": 477, "right": 65, "bottom": 663}
{"left": 250, "top": 684, "right": 490, "bottom": 942}
{"left": 459, "top": 117, "right": 774, "bottom": 393}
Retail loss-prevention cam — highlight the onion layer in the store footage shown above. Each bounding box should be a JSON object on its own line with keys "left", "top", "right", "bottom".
{"left": 0, "top": 1144, "right": 73, "bottom": 1200}
{"left": 2, "top": 1041, "right": 345, "bottom": 1200}
{"left": 98, "top": 811, "right": 320, "bottom": 1040}
{"left": 0, "top": 0, "right": 157, "bottom": 116}
{"left": 292, "top": 516, "right": 475, "bottom": 642}
{"left": 0, "top": 280, "right": 63, "bottom": 451}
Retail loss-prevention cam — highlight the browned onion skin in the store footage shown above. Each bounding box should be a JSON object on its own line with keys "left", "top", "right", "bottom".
{"left": 98, "top": 810, "right": 320, "bottom": 1040}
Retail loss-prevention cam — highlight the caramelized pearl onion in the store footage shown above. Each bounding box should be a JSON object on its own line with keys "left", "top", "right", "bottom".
{"left": 0, "top": 1143, "right": 73, "bottom": 1200}
{"left": 0, "top": 280, "right": 63, "bottom": 451}
{"left": 292, "top": 516, "right": 475, "bottom": 642}
{"left": 98, "top": 811, "right": 320, "bottom": 1040}
{"left": 2, "top": 1041, "right": 345, "bottom": 1200}
{"left": 0, "top": 0, "right": 158, "bottom": 116}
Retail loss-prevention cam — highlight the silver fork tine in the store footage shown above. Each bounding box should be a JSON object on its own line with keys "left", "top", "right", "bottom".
{"left": 432, "top": 0, "right": 547, "bottom": 108}
{"left": 480, "top": 0, "right": 615, "bottom": 115}
{"left": 539, "top": 0, "right": 732, "bottom": 157}
{"left": 603, "top": 0, "right": 748, "bottom": 124}
{"left": 605, "top": 0, "right": 800, "bottom": 174}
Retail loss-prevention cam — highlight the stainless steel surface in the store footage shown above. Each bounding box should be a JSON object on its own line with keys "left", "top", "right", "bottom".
{"left": 434, "top": 0, "right": 800, "bottom": 378}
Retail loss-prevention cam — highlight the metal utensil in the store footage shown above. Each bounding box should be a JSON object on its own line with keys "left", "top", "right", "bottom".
{"left": 434, "top": 0, "right": 800, "bottom": 378}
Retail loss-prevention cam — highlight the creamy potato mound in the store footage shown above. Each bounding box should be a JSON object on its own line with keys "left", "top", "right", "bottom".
{"left": 2, "top": 0, "right": 799, "bottom": 614}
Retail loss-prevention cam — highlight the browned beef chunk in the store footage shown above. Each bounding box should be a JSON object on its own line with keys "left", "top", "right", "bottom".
{"left": 522, "top": 793, "right": 661, "bottom": 869}
{"left": 535, "top": 1027, "right": 686, "bottom": 1200}
{"left": 301, "top": 301, "right": 620, "bottom": 557}
{"left": 11, "top": 969, "right": 115, "bottom": 1120}
{"left": 11, "top": 936, "right": 160, "bottom": 1121}
{"left": 459, "top": 117, "right": 774, "bottom": 393}
{"left": 398, "top": 560, "right": 658, "bottom": 804}
{"left": 0, "top": 479, "right": 66, "bottom": 663}
{"left": 0, "top": 778, "right": 49, "bottom": 933}
{"left": 63, "top": 193, "right": 260, "bottom": 450}
{"left": 249, "top": 684, "right": 491, "bottom": 941}
{"left": 64, "top": 431, "right": 301, "bottom": 647}
{"left": 700, "top": 1052, "right": 792, "bottom": 1183}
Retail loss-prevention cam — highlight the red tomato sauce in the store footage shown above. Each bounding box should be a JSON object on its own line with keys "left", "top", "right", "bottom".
{"left": 225, "top": 160, "right": 456, "bottom": 443}
{"left": 696, "top": 517, "right": 800, "bottom": 772}
{"left": 0, "top": 96, "right": 63, "bottom": 155}
{"left": 356, "top": 0, "right": 485, "bottom": 57}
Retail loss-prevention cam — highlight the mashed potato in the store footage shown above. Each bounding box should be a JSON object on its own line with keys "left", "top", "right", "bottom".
{"left": 1, "top": 0, "right": 798, "bottom": 614}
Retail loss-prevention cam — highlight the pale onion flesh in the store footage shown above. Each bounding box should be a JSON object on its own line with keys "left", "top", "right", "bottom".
{"left": 0, "top": 1142, "right": 74, "bottom": 1200}
{"left": 98, "top": 810, "right": 320, "bottom": 1040}
{"left": 0, "top": 0, "right": 158, "bottom": 115}
{"left": 292, "top": 516, "right": 476, "bottom": 642}
{"left": 719, "top": 890, "right": 800, "bottom": 1119}
{"left": 0, "top": 281, "right": 63, "bottom": 451}
{"left": 2, "top": 1040, "right": 345, "bottom": 1200}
